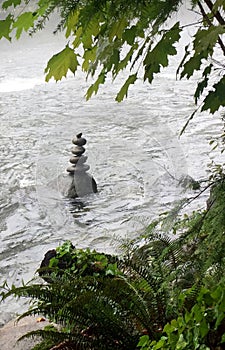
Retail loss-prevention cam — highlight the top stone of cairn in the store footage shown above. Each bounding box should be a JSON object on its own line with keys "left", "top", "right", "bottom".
{"left": 72, "top": 133, "right": 87, "bottom": 146}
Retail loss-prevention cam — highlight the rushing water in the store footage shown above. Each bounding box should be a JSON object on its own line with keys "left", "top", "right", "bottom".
{"left": 0, "top": 11, "right": 224, "bottom": 324}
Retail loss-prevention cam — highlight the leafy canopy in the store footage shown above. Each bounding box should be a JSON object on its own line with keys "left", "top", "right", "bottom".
{"left": 0, "top": 0, "right": 225, "bottom": 117}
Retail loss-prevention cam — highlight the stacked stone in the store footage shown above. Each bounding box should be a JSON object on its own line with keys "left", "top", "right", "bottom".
{"left": 66, "top": 133, "right": 90, "bottom": 174}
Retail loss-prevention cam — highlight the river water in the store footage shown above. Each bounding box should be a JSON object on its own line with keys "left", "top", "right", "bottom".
{"left": 0, "top": 10, "right": 224, "bottom": 324}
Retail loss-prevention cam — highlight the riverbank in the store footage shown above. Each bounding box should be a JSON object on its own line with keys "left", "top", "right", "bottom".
{"left": 0, "top": 316, "right": 51, "bottom": 350}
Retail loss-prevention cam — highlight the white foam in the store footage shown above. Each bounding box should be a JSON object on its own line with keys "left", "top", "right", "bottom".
{"left": 0, "top": 77, "right": 44, "bottom": 92}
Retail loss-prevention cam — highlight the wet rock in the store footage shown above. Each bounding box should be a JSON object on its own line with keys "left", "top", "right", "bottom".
{"left": 73, "top": 173, "right": 97, "bottom": 197}
{"left": 40, "top": 249, "right": 57, "bottom": 269}
{"left": 66, "top": 133, "right": 97, "bottom": 197}
{"left": 178, "top": 175, "right": 200, "bottom": 190}
{"left": 74, "top": 164, "right": 90, "bottom": 172}
{"left": 71, "top": 146, "right": 85, "bottom": 156}
{"left": 66, "top": 165, "right": 76, "bottom": 173}
{"left": 69, "top": 155, "right": 88, "bottom": 164}
{"left": 72, "top": 133, "right": 87, "bottom": 146}
{"left": 0, "top": 316, "right": 52, "bottom": 350}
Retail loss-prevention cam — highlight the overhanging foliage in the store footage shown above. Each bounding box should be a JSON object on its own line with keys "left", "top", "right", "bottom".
{"left": 0, "top": 0, "right": 225, "bottom": 118}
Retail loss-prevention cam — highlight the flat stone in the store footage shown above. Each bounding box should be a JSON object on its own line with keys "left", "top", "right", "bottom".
{"left": 69, "top": 156, "right": 80, "bottom": 164}
{"left": 0, "top": 316, "right": 52, "bottom": 350}
{"left": 66, "top": 166, "right": 76, "bottom": 173}
{"left": 71, "top": 146, "right": 85, "bottom": 156}
{"left": 70, "top": 155, "right": 87, "bottom": 164}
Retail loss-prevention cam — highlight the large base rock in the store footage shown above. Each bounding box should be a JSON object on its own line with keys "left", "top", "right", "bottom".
{"left": 0, "top": 316, "right": 51, "bottom": 350}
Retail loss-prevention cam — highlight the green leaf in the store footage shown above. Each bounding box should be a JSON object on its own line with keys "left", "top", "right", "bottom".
{"left": 194, "top": 26, "right": 225, "bottom": 54}
{"left": 154, "top": 337, "right": 167, "bottom": 349}
{"left": 114, "top": 43, "right": 138, "bottom": 77}
{"left": 199, "top": 317, "right": 209, "bottom": 338}
{"left": 107, "top": 47, "right": 120, "bottom": 74}
{"left": 105, "top": 263, "right": 120, "bottom": 276}
{"left": 215, "top": 311, "right": 225, "bottom": 329}
{"left": 192, "top": 304, "right": 203, "bottom": 323}
{"left": 49, "top": 257, "right": 59, "bottom": 268}
{"left": 131, "top": 36, "right": 151, "bottom": 70}
{"left": 36, "top": 0, "right": 51, "bottom": 17}
{"left": 202, "top": 76, "right": 225, "bottom": 113}
{"left": 45, "top": 45, "right": 79, "bottom": 82}
{"left": 180, "top": 50, "right": 208, "bottom": 79}
{"left": 194, "top": 64, "right": 213, "bottom": 104}
{"left": 213, "top": 0, "right": 225, "bottom": 11}
{"left": 0, "top": 15, "right": 13, "bottom": 41}
{"left": 144, "top": 22, "right": 181, "bottom": 83}
{"left": 13, "top": 12, "right": 38, "bottom": 39}
{"left": 82, "top": 46, "right": 97, "bottom": 72}
{"left": 81, "top": 15, "right": 102, "bottom": 49}
{"left": 72, "top": 26, "right": 83, "bottom": 48}
{"left": 184, "top": 310, "right": 192, "bottom": 323}
{"left": 65, "top": 10, "right": 79, "bottom": 38}
{"left": 85, "top": 71, "right": 106, "bottom": 100}
{"left": 181, "top": 26, "right": 225, "bottom": 80}
{"left": 221, "top": 333, "right": 225, "bottom": 343}
{"left": 137, "top": 335, "right": 150, "bottom": 347}
{"left": 2, "top": 0, "right": 21, "bottom": 9}
{"left": 164, "top": 319, "right": 178, "bottom": 333}
{"left": 115, "top": 74, "right": 137, "bottom": 102}
{"left": 122, "top": 26, "right": 137, "bottom": 45}
{"left": 176, "top": 334, "right": 188, "bottom": 349}
{"left": 109, "top": 17, "right": 128, "bottom": 41}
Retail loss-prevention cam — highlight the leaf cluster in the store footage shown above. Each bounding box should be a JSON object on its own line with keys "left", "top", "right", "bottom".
{"left": 1, "top": 0, "right": 225, "bottom": 116}
{"left": 39, "top": 240, "right": 121, "bottom": 282}
{"left": 138, "top": 281, "right": 225, "bottom": 350}
{"left": 0, "top": 0, "right": 181, "bottom": 101}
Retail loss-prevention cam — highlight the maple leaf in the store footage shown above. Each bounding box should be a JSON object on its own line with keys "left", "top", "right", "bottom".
{"left": 85, "top": 70, "right": 106, "bottom": 100}
{"left": 45, "top": 45, "right": 79, "bottom": 82}
{"left": 122, "top": 26, "right": 137, "bottom": 45}
{"left": 115, "top": 74, "right": 137, "bottom": 102}
{"left": 82, "top": 46, "right": 97, "bottom": 72}
{"left": 109, "top": 17, "right": 128, "bottom": 42}
{"left": 194, "top": 64, "right": 212, "bottom": 104}
{"left": 65, "top": 10, "right": 79, "bottom": 38}
{"left": 2, "top": 0, "right": 21, "bottom": 9}
{"left": 0, "top": 15, "right": 13, "bottom": 41}
{"left": 180, "top": 50, "right": 208, "bottom": 79}
{"left": 13, "top": 12, "right": 38, "bottom": 39}
{"left": 202, "top": 76, "right": 225, "bottom": 114}
{"left": 144, "top": 22, "right": 181, "bottom": 83}
{"left": 194, "top": 25, "right": 225, "bottom": 54}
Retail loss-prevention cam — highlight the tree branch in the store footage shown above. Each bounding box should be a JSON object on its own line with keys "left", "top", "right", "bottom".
{"left": 198, "top": 1, "right": 225, "bottom": 56}
{"left": 203, "top": 0, "right": 225, "bottom": 25}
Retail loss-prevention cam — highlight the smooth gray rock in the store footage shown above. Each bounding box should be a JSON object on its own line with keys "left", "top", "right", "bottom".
{"left": 74, "top": 164, "right": 90, "bottom": 172}
{"left": 70, "top": 155, "right": 88, "bottom": 164}
{"left": 71, "top": 146, "right": 85, "bottom": 156}
{"left": 72, "top": 134, "right": 87, "bottom": 146}
{"left": 66, "top": 165, "right": 76, "bottom": 173}
{"left": 0, "top": 316, "right": 52, "bottom": 350}
{"left": 68, "top": 173, "right": 97, "bottom": 198}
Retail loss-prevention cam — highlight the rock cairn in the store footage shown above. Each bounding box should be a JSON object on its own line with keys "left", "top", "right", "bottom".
{"left": 66, "top": 133, "right": 97, "bottom": 197}
{"left": 66, "top": 133, "right": 90, "bottom": 174}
